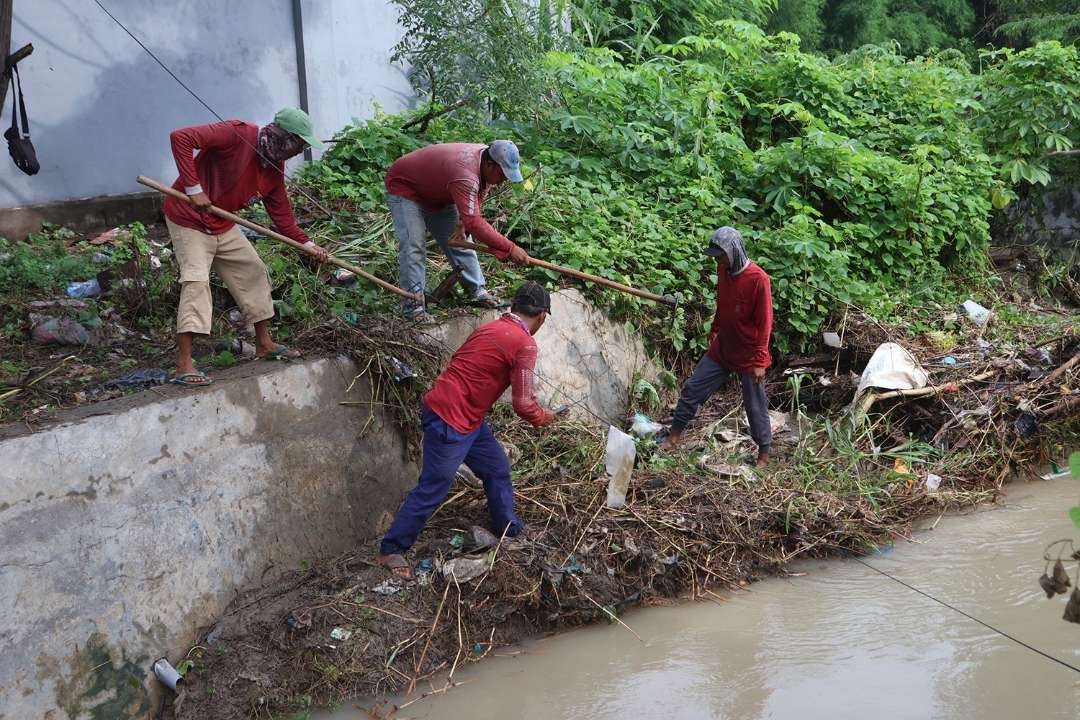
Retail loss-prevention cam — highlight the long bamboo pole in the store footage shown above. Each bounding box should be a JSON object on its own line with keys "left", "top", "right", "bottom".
{"left": 136, "top": 175, "right": 421, "bottom": 303}
{"left": 449, "top": 239, "right": 677, "bottom": 307}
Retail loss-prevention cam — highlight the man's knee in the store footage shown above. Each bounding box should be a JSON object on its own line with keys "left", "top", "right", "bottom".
{"left": 176, "top": 280, "right": 212, "bottom": 335}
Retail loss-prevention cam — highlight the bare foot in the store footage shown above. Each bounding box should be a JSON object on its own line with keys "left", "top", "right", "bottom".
{"left": 755, "top": 452, "right": 770, "bottom": 468}
{"left": 376, "top": 552, "right": 412, "bottom": 580}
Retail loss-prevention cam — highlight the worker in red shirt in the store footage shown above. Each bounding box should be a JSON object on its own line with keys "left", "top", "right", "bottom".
{"left": 377, "top": 282, "right": 558, "bottom": 578}
{"left": 385, "top": 140, "right": 531, "bottom": 322}
{"left": 661, "top": 227, "right": 774, "bottom": 467}
{"left": 163, "top": 108, "right": 330, "bottom": 387}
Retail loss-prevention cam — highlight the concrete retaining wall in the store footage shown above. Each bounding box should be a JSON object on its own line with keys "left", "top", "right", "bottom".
{"left": 0, "top": 291, "right": 657, "bottom": 718}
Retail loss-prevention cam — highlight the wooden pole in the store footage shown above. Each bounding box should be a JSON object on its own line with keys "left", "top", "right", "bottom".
{"left": 136, "top": 176, "right": 421, "bottom": 303}
{"left": 449, "top": 239, "right": 677, "bottom": 307}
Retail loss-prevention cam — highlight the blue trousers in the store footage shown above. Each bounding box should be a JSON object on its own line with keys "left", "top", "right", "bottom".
{"left": 380, "top": 404, "right": 522, "bottom": 555}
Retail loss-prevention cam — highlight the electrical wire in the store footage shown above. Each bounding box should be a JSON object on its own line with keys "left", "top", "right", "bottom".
{"left": 90, "top": 0, "right": 334, "bottom": 220}
{"left": 856, "top": 558, "right": 1080, "bottom": 675}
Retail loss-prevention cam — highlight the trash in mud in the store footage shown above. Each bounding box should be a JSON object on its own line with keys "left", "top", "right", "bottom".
{"left": 152, "top": 657, "right": 184, "bottom": 691}
{"left": 943, "top": 356, "right": 958, "bottom": 366}
{"left": 1013, "top": 411, "right": 1039, "bottom": 439}
{"left": 604, "top": 425, "right": 636, "bottom": 508}
{"left": 822, "top": 331, "right": 842, "bottom": 348}
{"left": 388, "top": 356, "right": 415, "bottom": 383}
{"left": 856, "top": 342, "right": 929, "bottom": 397}
{"left": 471, "top": 526, "right": 499, "bottom": 551}
{"left": 105, "top": 367, "right": 166, "bottom": 389}
{"left": 449, "top": 532, "right": 465, "bottom": 549}
{"left": 333, "top": 268, "right": 358, "bottom": 286}
{"left": 90, "top": 227, "right": 121, "bottom": 245}
{"left": 1024, "top": 347, "right": 1053, "bottom": 366}
{"left": 1064, "top": 587, "right": 1080, "bottom": 624}
{"left": 66, "top": 278, "right": 101, "bottom": 299}
{"left": 456, "top": 464, "right": 482, "bottom": 489}
{"left": 1052, "top": 559, "right": 1072, "bottom": 594}
{"left": 630, "top": 412, "right": 663, "bottom": 437}
{"left": 925, "top": 473, "right": 942, "bottom": 492}
{"left": 372, "top": 579, "right": 402, "bottom": 595}
{"left": 329, "top": 627, "right": 353, "bottom": 641}
{"left": 286, "top": 609, "right": 312, "bottom": 631}
{"left": 441, "top": 556, "right": 489, "bottom": 582}
{"left": 960, "top": 299, "right": 991, "bottom": 325}
{"left": 417, "top": 558, "right": 434, "bottom": 572}
{"left": 29, "top": 314, "right": 98, "bottom": 346}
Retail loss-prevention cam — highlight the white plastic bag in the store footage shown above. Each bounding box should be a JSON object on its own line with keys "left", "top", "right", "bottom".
{"left": 605, "top": 425, "right": 636, "bottom": 508}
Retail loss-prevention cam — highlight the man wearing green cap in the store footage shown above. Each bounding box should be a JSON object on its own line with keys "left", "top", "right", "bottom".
{"left": 163, "top": 108, "right": 329, "bottom": 387}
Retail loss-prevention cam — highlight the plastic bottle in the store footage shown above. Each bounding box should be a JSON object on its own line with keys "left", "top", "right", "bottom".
{"left": 66, "top": 279, "right": 101, "bottom": 298}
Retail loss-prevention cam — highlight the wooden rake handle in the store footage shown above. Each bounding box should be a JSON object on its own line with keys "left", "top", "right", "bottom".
{"left": 449, "top": 239, "right": 677, "bottom": 307}
{"left": 136, "top": 175, "right": 421, "bottom": 303}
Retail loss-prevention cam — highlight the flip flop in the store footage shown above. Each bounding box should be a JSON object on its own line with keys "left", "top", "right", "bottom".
{"left": 169, "top": 371, "right": 214, "bottom": 387}
{"left": 258, "top": 346, "right": 302, "bottom": 362}
{"left": 376, "top": 553, "right": 413, "bottom": 580}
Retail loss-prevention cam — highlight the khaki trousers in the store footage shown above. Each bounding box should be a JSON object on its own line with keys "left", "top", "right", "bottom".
{"left": 166, "top": 219, "right": 274, "bottom": 335}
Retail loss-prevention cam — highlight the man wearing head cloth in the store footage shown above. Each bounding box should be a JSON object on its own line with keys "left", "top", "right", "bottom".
{"left": 385, "top": 140, "right": 532, "bottom": 322}
{"left": 376, "top": 282, "right": 559, "bottom": 578}
{"left": 661, "top": 227, "right": 774, "bottom": 467}
{"left": 163, "top": 107, "right": 329, "bottom": 387}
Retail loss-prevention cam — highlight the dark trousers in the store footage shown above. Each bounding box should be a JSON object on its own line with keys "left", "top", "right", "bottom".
{"left": 671, "top": 355, "right": 771, "bottom": 452}
{"left": 380, "top": 404, "right": 522, "bottom": 555}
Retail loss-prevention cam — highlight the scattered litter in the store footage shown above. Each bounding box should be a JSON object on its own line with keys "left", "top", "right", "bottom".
{"left": 286, "top": 609, "right": 312, "bottom": 631}
{"left": 66, "top": 279, "right": 101, "bottom": 299}
{"left": 1013, "top": 411, "right": 1039, "bottom": 438}
{"left": 604, "top": 425, "right": 636, "bottom": 508}
{"left": 822, "top": 331, "right": 842, "bottom": 349}
{"left": 89, "top": 227, "right": 120, "bottom": 245}
{"left": 960, "top": 299, "right": 992, "bottom": 325}
{"left": 329, "top": 628, "right": 353, "bottom": 641}
{"left": 152, "top": 658, "right": 184, "bottom": 691}
{"left": 105, "top": 368, "right": 167, "bottom": 389}
{"left": 699, "top": 456, "right": 752, "bottom": 478}
{"left": 372, "top": 579, "right": 402, "bottom": 595}
{"left": 768, "top": 409, "right": 790, "bottom": 433}
{"left": 441, "top": 556, "right": 489, "bottom": 582}
{"left": 1023, "top": 347, "right": 1052, "bottom": 366}
{"left": 1041, "top": 469, "right": 1071, "bottom": 481}
{"left": 27, "top": 299, "right": 88, "bottom": 310}
{"left": 92, "top": 251, "right": 113, "bottom": 264}
{"left": 417, "top": 558, "right": 434, "bottom": 573}
{"left": 893, "top": 458, "right": 910, "bottom": 475}
{"left": 388, "top": 356, "right": 414, "bottom": 383}
{"left": 456, "top": 464, "right": 482, "bottom": 489}
{"left": 471, "top": 526, "right": 499, "bottom": 551}
{"left": 856, "top": 342, "right": 929, "bottom": 396}
{"left": 29, "top": 314, "right": 98, "bottom": 346}
{"left": 925, "top": 473, "right": 942, "bottom": 492}
{"left": 630, "top": 412, "right": 663, "bottom": 437}
{"left": 942, "top": 356, "right": 957, "bottom": 366}
{"left": 449, "top": 533, "right": 465, "bottom": 549}
{"left": 333, "top": 268, "right": 357, "bottom": 285}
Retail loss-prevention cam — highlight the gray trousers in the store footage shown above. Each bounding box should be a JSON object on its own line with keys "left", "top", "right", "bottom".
{"left": 671, "top": 355, "right": 771, "bottom": 452}
{"left": 388, "top": 193, "right": 487, "bottom": 314}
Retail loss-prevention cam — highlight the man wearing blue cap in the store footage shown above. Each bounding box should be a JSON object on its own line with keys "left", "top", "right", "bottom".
{"left": 385, "top": 140, "right": 531, "bottom": 322}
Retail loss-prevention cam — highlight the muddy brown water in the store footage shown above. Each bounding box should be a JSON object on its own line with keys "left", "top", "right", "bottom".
{"left": 321, "top": 479, "right": 1080, "bottom": 720}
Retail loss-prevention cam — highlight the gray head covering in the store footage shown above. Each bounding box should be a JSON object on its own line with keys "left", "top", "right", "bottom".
{"left": 705, "top": 226, "right": 750, "bottom": 276}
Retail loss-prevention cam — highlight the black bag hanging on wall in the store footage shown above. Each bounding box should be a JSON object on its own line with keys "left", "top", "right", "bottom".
{"left": 5, "top": 65, "right": 39, "bottom": 176}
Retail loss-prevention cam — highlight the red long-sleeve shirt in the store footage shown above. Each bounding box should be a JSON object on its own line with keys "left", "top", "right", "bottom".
{"left": 707, "top": 261, "right": 773, "bottom": 371}
{"left": 424, "top": 315, "right": 547, "bottom": 433}
{"left": 384, "top": 143, "right": 515, "bottom": 260}
{"left": 163, "top": 120, "right": 311, "bottom": 244}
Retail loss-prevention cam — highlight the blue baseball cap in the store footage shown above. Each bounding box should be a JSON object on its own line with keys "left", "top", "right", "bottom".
{"left": 488, "top": 140, "right": 524, "bottom": 182}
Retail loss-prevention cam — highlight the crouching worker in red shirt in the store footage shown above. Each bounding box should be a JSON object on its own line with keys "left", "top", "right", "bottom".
{"left": 377, "top": 282, "right": 558, "bottom": 578}
{"left": 661, "top": 227, "right": 774, "bottom": 467}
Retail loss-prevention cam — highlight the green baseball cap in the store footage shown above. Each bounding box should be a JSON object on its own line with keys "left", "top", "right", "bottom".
{"left": 273, "top": 107, "right": 323, "bottom": 150}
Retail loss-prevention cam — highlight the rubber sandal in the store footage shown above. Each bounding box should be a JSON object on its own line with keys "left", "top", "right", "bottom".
{"left": 471, "top": 291, "right": 507, "bottom": 309}
{"left": 376, "top": 553, "right": 413, "bottom": 579}
{"left": 169, "top": 371, "right": 214, "bottom": 387}
{"left": 258, "top": 346, "right": 301, "bottom": 361}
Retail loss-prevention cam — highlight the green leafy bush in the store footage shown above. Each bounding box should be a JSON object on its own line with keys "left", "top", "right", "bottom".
{"left": 303, "top": 27, "right": 1078, "bottom": 358}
